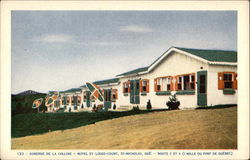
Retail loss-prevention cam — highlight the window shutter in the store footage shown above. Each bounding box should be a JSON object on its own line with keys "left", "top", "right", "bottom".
{"left": 146, "top": 79, "right": 149, "bottom": 93}
{"left": 233, "top": 73, "right": 237, "bottom": 90}
{"left": 115, "top": 89, "right": 118, "bottom": 99}
{"left": 218, "top": 72, "right": 224, "bottom": 90}
{"left": 154, "top": 79, "right": 157, "bottom": 92}
{"left": 140, "top": 80, "right": 143, "bottom": 92}
{"left": 170, "top": 77, "right": 174, "bottom": 91}
{"left": 175, "top": 76, "right": 178, "bottom": 91}
{"left": 194, "top": 74, "right": 196, "bottom": 90}
{"left": 128, "top": 81, "right": 131, "bottom": 93}
{"left": 122, "top": 83, "right": 125, "bottom": 93}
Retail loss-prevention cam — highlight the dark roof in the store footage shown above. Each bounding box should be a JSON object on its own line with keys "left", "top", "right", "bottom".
{"left": 116, "top": 67, "right": 149, "bottom": 77}
{"left": 117, "top": 47, "right": 237, "bottom": 77}
{"left": 61, "top": 88, "right": 81, "bottom": 93}
{"left": 93, "top": 78, "right": 119, "bottom": 85}
{"left": 175, "top": 47, "right": 237, "bottom": 62}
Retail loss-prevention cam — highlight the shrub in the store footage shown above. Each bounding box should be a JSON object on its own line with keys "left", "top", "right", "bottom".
{"left": 113, "top": 104, "right": 116, "bottom": 110}
{"left": 146, "top": 99, "right": 152, "bottom": 110}
{"left": 92, "top": 104, "right": 97, "bottom": 112}
{"left": 166, "top": 94, "right": 180, "bottom": 110}
{"left": 97, "top": 104, "right": 103, "bottom": 112}
{"left": 132, "top": 106, "right": 140, "bottom": 111}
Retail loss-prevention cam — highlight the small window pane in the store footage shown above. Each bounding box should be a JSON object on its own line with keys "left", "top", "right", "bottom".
{"left": 178, "top": 77, "right": 182, "bottom": 82}
{"left": 191, "top": 75, "right": 195, "bottom": 82}
{"left": 178, "top": 84, "right": 182, "bottom": 90}
{"left": 224, "top": 82, "right": 233, "bottom": 88}
{"left": 190, "top": 83, "right": 195, "bottom": 89}
{"left": 157, "top": 85, "right": 161, "bottom": 91}
{"left": 167, "top": 84, "right": 171, "bottom": 90}
{"left": 224, "top": 74, "right": 232, "bottom": 81}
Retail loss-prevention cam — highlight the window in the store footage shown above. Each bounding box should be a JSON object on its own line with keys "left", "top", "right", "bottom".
{"left": 218, "top": 72, "right": 237, "bottom": 90}
{"left": 111, "top": 89, "right": 118, "bottom": 100}
{"left": 177, "top": 77, "right": 182, "bottom": 90}
{"left": 77, "top": 96, "right": 81, "bottom": 105}
{"left": 157, "top": 78, "right": 161, "bottom": 91}
{"left": 154, "top": 76, "right": 173, "bottom": 92}
{"left": 83, "top": 91, "right": 87, "bottom": 100}
{"left": 71, "top": 97, "right": 74, "bottom": 104}
{"left": 176, "top": 73, "right": 195, "bottom": 91}
{"left": 104, "top": 89, "right": 111, "bottom": 101}
{"left": 66, "top": 97, "right": 70, "bottom": 105}
{"left": 62, "top": 97, "right": 65, "bottom": 105}
{"left": 54, "top": 100, "right": 60, "bottom": 107}
{"left": 123, "top": 81, "right": 130, "bottom": 93}
{"left": 91, "top": 95, "right": 96, "bottom": 100}
{"left": 224, "top": 73, "right": 233, "bottom": 88}
{"left": 140, "top": 79, "right": 149, "bottom": 92}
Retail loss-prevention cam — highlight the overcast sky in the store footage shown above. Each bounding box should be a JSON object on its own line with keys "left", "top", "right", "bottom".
{"left": 11, "top": 11, "right": 237, "bottom": 94}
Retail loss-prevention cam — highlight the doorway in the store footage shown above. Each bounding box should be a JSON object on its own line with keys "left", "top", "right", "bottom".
{"left": 197, "top": 71, "right": 207, "bottom": 106}
{"left": 104, "top": 89, "right": 112, "bottom": 110}
{"left": 130, "top": 79, "right": 140, "bottom": 104}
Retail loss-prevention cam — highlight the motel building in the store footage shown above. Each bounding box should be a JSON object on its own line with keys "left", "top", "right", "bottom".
{"left": 49, "top": 46, "right": 237, "bottom": 112}
{"left": 58, "top": 88, "right": 83, "bottom": 112}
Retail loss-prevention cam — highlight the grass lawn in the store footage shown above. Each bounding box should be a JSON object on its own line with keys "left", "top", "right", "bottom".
{"left": 12, "top": 108, "right": 167, "bottom": 138}
{"left": 12, "top": 106, "right": 237, "bottom": 149}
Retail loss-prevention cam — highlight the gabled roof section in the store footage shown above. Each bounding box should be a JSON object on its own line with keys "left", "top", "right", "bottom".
{"left": 80, "top": 78, "right": 119, "bottom": 88}
{"left": 93, "top": 78, "right": 119, "bottom": 85}
{"left": 116, "top": 66, "right": 148, "bottom": 77}
{"left": 60, "top": 88, "right": 82, "bottom": 93}
{"left": 117, "top": 46, "right": 237, "bottom": 78}
{"left": 175, "top": 47, "right": 237, "bottom": 62}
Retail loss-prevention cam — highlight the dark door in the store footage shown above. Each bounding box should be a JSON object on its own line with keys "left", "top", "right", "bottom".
{"left": 104, "top": 89, "right": 111, "bottom": 110}
{"left": 130, "top": 80, "right": 135, "bottom": 103}
{"left": 73, "top": 96, "right": 77, "bottom": 110}
{"left": 130, "top": 80, "right": 140, "bottom": 104}
{"left": 197, "top": 71, "right": 207, "bottom": 106}
{"left": 86, "top": 91, "right": 91, "bottom": 107}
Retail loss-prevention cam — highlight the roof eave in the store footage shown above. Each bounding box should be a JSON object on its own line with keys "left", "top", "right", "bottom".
{"left": 116, "top": 71, "right": 149, "bottom": 78}
{"left": 98, "top": 82, "right": 120, "bottom": 87}
{"left": 208, "top": 62, "right": 237, "bottom": 66}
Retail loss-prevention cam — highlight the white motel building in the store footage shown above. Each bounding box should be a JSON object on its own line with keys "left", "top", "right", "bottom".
{"left": 50, "top": 46, "right": 237, "bottom": 112}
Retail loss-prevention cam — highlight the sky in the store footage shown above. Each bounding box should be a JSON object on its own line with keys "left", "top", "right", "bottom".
{"left": 11, "top": 11, "right": 237, "bottom": 94}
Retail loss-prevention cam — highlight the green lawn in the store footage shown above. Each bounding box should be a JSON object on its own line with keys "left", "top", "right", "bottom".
{"left": 12, "top": 108, "right": 167, "bottom": 138}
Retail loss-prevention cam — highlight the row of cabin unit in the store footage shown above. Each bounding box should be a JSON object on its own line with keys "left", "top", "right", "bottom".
{"left": 48, "top": 47, "right": 237, "bottom": 112}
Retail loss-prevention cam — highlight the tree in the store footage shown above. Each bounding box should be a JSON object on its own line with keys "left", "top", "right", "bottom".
{"left": 166, "top": 94, "right": 180, "bottom": 110}
{"left": 146, "top": 99, "right": 152, "bottom": 110}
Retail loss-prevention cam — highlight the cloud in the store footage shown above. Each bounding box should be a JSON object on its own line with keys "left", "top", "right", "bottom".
{"left": 81, "top": 42, "right": 126, "bottom": 46}
{"left": 119, "top": 25, "right": 154, "bottom": 33}
{"left": 32, "top": 34, "right": 74, "bottom": 43}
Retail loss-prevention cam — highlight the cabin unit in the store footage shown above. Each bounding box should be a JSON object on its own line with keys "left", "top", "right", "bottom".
{"left": 59, "top": 88, "right": 83, "bottom": 112}
{"left": 116, "top": 47, "right": 237, "bottom": 109}
{"left": 81, "top": 78, "right": 120, "bottom": 111}
{"left": 47, "top": 46, "right": 237, "bottom": 112}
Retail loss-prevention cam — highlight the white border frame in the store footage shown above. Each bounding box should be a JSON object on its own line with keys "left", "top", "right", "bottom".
{"left": 1, "top": 1, "right": 249, "bottom": 160}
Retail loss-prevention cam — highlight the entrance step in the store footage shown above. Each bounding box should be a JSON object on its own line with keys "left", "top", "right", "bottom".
{"left": 116, "top": 106, "right": 132, "bottom": 111}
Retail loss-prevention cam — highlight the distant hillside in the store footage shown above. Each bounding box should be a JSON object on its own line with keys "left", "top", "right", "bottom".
{"left": 16, "top": 90, "right": 45, "bottom": 96}
{"left": 11, "top": 93, "right": 47, "bottom": 116}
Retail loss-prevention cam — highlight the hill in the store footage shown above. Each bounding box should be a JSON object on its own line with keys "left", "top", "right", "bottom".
{"left": 11, "top": 93, "right": 47, "bottom": 116}
{"left": 12, "top": 106, "right": 237, "bottom": 149}
{"left": 16, "top": 90, "right": 45, "bottom": 96}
